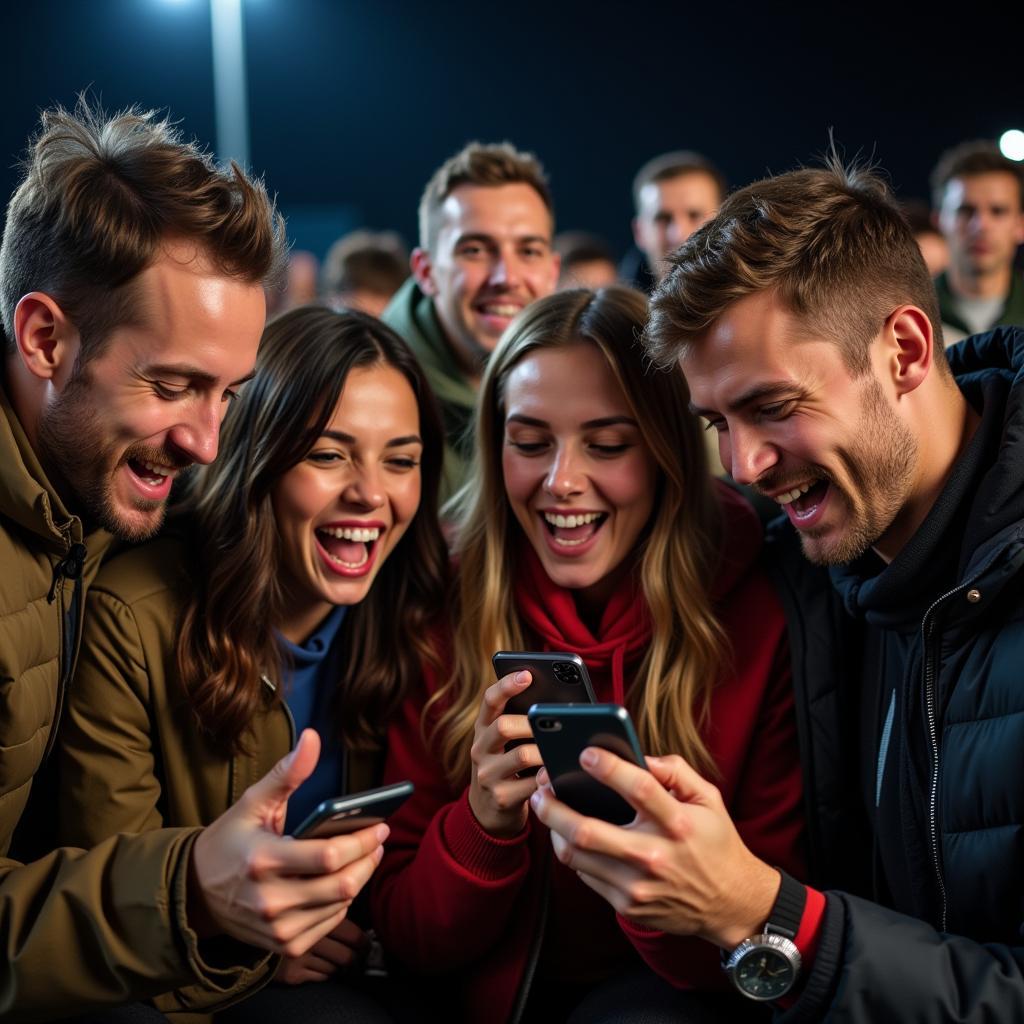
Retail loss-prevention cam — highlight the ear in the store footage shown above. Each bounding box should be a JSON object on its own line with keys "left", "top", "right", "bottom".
{"left": 12, "top": 292, "right": 81, "bottom": 385}
{"left": 410, "top": 248, "right": 438, "bottom": 298}
{"left": 631, "top": 216, "right": 644, "bottom": 249}
{"left": 883, "top": 305, "right": 934, "bottom": 397}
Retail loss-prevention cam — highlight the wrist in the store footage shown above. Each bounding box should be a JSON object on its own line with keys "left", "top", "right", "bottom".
{"left": 186, "top": 838, "right": 219, "bottom": 939}
{"left": 714, "top": 861, "right": 780, "bottom": 949}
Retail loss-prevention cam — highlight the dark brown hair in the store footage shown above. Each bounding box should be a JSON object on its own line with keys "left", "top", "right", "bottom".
{"left": 0, "top": 97, "right": 286, "bottom": 358}
{"left": 632, "top": 150, "right": 727, "bottom": 211}
{"left": 645, "top": 158, "right": 947, "bottom": 376}
{"left": 930, "top": 139, "right": 1024, "bottom": 210}
{"left": 321, "top": 229, "right": 409, "bottom": 299}
{"left": 175, "top": 306, "right": 448, "bottom": 753}
{"left": 418, "top": 141, "right": 553, "bottom": 251}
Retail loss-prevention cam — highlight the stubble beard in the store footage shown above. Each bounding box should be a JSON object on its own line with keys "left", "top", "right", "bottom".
{"left": 38, "top": 373, "right": 169, "bottom": 543}
{"left": 798, "top": 376, "right": 918, "bottom": 567}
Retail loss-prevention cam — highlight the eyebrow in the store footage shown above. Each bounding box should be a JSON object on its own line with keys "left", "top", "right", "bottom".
{"left": 145, "top": 363, "right": 256, "bottom": 388}
{"left": 688, "top": 382, "right": 798, "bottom": 418}
{"left": 321, "top": 430, "right": 423, "bottom": 447}
{"left": 506, "top": 414, "right": 638, "bottom": 429}
{"left": 455, "top": 232, "right": 551, "bottom": 247}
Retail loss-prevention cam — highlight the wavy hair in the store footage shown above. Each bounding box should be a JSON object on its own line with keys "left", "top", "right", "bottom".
{"left": 429, "top": 286, "right": 727, "bottom": 783}
{"left": 176, "top": 305, "right": 448, "bottom": 753}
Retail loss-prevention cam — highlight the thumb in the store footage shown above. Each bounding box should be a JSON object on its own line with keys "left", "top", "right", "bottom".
{"left": 246, "top": 728, "right": 321, "bottom": 813}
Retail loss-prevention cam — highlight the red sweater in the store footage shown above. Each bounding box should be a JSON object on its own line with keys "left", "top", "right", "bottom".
{"left": 372, "top": 485, "right": 804, "bottom": 1022}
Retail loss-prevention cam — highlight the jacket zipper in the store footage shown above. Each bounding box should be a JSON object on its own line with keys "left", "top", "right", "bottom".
{"left": 918, "top": 554, "right": 1000, "bottom": 933}
{"left": 42, "top": 541, "right": 87, "bottom": 762}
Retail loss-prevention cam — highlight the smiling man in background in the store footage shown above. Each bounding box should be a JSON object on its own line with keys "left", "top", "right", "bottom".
{"left": 383, "top": 142, "right": 560, "bottom": 497}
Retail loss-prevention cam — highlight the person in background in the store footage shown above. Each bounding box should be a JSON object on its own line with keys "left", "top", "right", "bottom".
{"left": 322, "top": 230, "right": 409, "bottom": 317}
{"left": 555, "top": 231, "right": 619, "bottom": 290}
{"left": 59, "top": 307, "right": 448, "bottom": 1021}
{"left": 620, "top": 150, "right": 726, "bottom": 292}
{"left": 899, "top": 198, "right": 950, "bottom": 277}
{"left": 931, "top": 140, "right": 1024, "bottom": 345}
{"left": 382, "top": 142, "right": 560, "bottom": 499}
{"left": 373, "top": 287, "right": 802, "bottom": 1023}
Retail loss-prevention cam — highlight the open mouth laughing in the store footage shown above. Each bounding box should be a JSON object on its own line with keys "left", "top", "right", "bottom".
{"left": 770, "top": 478, "right": 831, "bottom": 527}
{"left": 314, "top": 523, "right": 384, "bottom": 576}
{"left": 539, "top": 509, "right": 608, "bottom": 552}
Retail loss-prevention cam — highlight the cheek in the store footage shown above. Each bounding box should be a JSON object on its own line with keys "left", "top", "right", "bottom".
{"left": 501, "top": 452, "right": 540, "bottom": 510}
{"left": 604, "top": 456, "right": 658, "bottom": 526}
{"left": 391, "top": 477, "right": 422, "bottom": 531}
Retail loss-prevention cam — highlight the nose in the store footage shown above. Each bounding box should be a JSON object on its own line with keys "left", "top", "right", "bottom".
{"left": 167, "top": 400, "right": 221, "bottom": 466}
{"left": 726, "top": 424, "right": 779, "bottom": 486}
{"left": 544, "top": 444, "right": 585, "bottom": 500}
{"left": 342, "top": 462, "right": 385, "bottom": 510}
{"left": 488, "top": 249, "right": 522, "bottom": 289}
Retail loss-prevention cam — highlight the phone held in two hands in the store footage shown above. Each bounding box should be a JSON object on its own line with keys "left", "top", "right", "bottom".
{"left": 493, "top": 650, "right": 647, "bottom": 825}
{"left": 292, "top": 780, "right": 414, "bottom": 839}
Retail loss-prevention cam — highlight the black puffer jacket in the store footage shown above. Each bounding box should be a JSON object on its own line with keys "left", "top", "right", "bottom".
{"left": 767, "top": 326, "right": 1024, "bottom": 1022}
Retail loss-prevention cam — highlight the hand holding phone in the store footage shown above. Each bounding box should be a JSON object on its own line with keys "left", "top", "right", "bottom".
{"left": 528, "top": 704, "right": 647, "bottom": 825}
{"left": 467, "top": 669, "right": 544, "bottom": 838}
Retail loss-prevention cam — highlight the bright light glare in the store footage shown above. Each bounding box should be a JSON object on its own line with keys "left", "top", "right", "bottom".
{"left": 1000, "top": 130, "right": 1024, "bottom": 162}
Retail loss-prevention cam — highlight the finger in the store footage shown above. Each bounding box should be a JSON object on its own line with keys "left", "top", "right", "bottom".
{"left": 252, "top": 822, "right": 388, "bottom": 877}
{"left": 301, "top": 951, "right": 340, "bottom": 975}
{"left": 478, "top": 671, "right": 532, "bottom": 728}
{"left": 290, "top": 966, "right": 332, "bottom": 984}
{"left": 269, "top": 902, "right": 352, "bottom": 958}
{"left": 548, "top": 826, "right": 643, "bottom": 892}
{"left": 309, "top": 933, "right": 357, "bottom": 968}
{"left": 579, "top": 748, "right": 688, "bottom": 830}
{"left": 500, "top": 742, "right": 543, "bottom": 778}
{"left": 645, "top": 753, "right": 719, "bottom": 808}
{"left": 536, "top": 766, "right": 550, "bottom": 787}
{"left": 276, "top": 845, "right": 384, "bottom": 913}
{"left": 329, "top": 918, "right": 369, "bottom": 950}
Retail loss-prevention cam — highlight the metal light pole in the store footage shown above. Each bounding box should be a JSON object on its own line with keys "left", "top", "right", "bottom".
{"left": 210, "top": 0, "right": 249, "bottom": 167}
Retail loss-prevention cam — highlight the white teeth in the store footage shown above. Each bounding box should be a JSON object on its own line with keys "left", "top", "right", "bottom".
{"left": 775, "top": 483, "right": 814, "bottom": 506}
{"left": 325, "top": 548, "right": 369, "bottom": 569}
{"left": 318, "top": 526, "right": 380, "bottom": 542}
{"left": 483, "top": 304, "right": 520, "bottom": 317}
{"left": 543, "top": 511, "right": 602, "bottom": 529}
{"left": 141, "top": 461, "right": 173, "bottom": 478}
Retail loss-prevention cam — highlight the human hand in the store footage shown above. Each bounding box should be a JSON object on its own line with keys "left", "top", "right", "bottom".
{"left": 189, "top": 729, "right": 388, "bottom": 957}
{"left": 467, "top": 670, "right": 542, "bottom": 837}
{"left": 275, "top": 919, "right": 371, "bottom": 984}
{"left": 530, "top": 749, "right": 779, "bottom": 948}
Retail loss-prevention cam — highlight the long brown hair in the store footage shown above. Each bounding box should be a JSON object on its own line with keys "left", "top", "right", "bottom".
{"left": 176, "top": 305, "right": 448, "bottom": 753}
{"left": 430, "top": 286, "right": 727, "bottom": 783}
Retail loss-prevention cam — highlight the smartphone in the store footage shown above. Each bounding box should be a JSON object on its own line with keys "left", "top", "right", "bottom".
{"left": 491, "top": 651, "right": 597, "bottom": 716}
{"left": 528, "top": 704, "right": 647, "bottom": 826}
{"left": 291, "top": 780, "right": 414, "bottom": 839}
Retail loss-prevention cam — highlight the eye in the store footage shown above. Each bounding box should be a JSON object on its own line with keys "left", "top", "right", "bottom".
{"left": 153, "top": 381, "right": 189, "bottom": 400}
{"left": 506, "top": 438, "right": 548, "bottom": 455}
{"left": 307, "top": 450, "right": 345, "bottom": 464}
{"left": 759, "top": 400, "right": 796, "bottom": 421}
{"left": 703, "top": 418, "right": 726, "bottom": 434}
{"left": 386, "top": 456, "right": 420, "bottom": 471}
{"left": 590, "top": 443, "right": 631, "bottom": 456}
{"left": 457, "top": 242, "right": 487, "bottom": 258}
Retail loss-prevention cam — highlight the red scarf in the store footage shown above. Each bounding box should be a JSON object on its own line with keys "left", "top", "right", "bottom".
{"left": 513, "top": 542, "right": 652, "bottom": 706}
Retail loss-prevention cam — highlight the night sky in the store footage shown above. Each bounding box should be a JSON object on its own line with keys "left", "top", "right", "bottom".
{"left": 3, "top": 0, "right": 1020, "bottom": 258}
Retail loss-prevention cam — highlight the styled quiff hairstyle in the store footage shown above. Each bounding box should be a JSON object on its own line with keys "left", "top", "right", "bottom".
{"left": 417, "top": 141, "right": 554, "bottom": 252}
{"left": 0, "top": 98, "right": 287, "bottom": 357}
{"left": 645, "top": 159, "right": 948, "bottom": 376}
{"left": 428, "top": 286, "right": 728, "bottom": 784}
{"left": 930, "top": 139, "right": 1024, "bottom": 210}
{"left": 176, "top": 305, "right": 448, "bottom": 753}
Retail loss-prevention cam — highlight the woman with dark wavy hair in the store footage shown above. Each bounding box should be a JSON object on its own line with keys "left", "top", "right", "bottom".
{"left": 57, "top": 306, "right": 448, "bottom": 1019}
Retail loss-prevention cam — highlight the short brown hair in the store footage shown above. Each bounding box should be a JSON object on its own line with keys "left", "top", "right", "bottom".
{"left": 417, "top": 141, "right": 553, "bottom": 252}
{"left": 632, "top": 150, "right": 727, "bottom": 212}
{"left": 0, "top": 98, "right": 287, "bottom": 358}
{"left": 930, "top": 139, "right": 1024, "bottom": 210}
{"left": 320, "top": 229, "right": 408, "bottom": 298}
{"left": 645, "top": 159, "right": 946, "bottom": 376}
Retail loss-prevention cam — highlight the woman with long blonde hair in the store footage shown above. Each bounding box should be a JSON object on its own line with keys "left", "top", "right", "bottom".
{"left": 373, "top": 287, "right": 802, "bottom": 1022}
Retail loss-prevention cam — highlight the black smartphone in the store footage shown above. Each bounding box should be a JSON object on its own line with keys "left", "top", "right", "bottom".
{"left": 528, "top": 704, "right": 647, "bottom": 826}
{"left": 491, "top": 651, "right": 597, "bottom": 716}
{"left": 291, "top": 780, "right": 414, "bottom": 839}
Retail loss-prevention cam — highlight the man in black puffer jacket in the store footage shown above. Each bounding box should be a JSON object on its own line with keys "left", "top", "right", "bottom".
{"left": 532, "top": 157, "right": 1024, "bottom": 1022}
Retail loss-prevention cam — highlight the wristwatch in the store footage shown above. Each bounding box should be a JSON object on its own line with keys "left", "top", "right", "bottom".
{"left": 722, "top": 869, "right": 805, "bottom": 1001}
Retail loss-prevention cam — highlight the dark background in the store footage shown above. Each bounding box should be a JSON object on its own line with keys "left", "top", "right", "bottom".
{"left": 2, "top": 0, "right": 1020, "bottom": 259}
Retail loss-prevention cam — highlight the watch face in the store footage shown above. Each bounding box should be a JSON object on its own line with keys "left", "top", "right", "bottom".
{"left": 735, "top": 945, "right": 796, "bottom": 1000}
